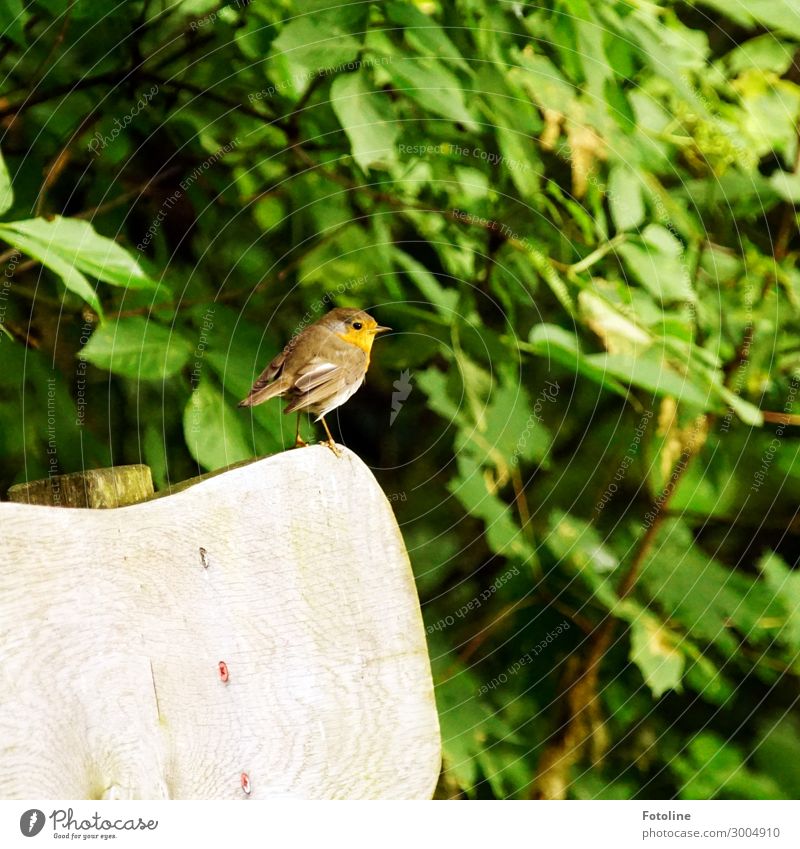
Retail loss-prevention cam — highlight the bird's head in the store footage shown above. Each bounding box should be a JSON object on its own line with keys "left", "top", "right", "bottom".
{"left": 324, "top": 308, "right": 391, "bottom": 354}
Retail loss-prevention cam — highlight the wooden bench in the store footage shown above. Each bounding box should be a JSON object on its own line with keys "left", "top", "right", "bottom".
{"left": 0, "top": 446, "right": 440, "bottom": 799}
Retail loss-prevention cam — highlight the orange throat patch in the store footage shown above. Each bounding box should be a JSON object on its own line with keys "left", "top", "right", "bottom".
{"left": 336, "top": 329, "right": 375, "bottom": 365}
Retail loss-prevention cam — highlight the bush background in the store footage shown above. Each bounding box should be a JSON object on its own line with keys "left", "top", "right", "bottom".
{"left": 1, "top": 0, "right": 800, "bottom": 799}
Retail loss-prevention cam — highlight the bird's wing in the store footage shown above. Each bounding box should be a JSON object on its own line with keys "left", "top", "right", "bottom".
{"left": 293, "top": 359, "right": 342, "bottom": 392}
{"left": 283, "top": 357, "right": 359, "bottom": 414}
{"left": 238, "top": 348, "right": 291, "bottom": 407}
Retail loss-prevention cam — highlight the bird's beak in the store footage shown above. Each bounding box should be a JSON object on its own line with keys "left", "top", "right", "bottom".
{"left": 373, "top": 325, "right": 392, "bottom": 334}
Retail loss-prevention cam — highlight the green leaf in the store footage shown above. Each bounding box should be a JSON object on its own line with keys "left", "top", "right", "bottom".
{"left": 0, "top": 224, "right": 107, "bottom": 313}
{"left": 629, "top": 616, "right": 684, "bottom": 698}
{"left": 0, "top": 217, "right": 158, "bottom": 296}
{"left": 269, "top": 16, "right": 361, "bottom": 95}
{"left": 524, "top": 243, "right": 574, "bottom": 316}
{"left": 584, "top": 351, "right": 710, "bottom": 409}
{"left": 183, "top": 379, "right": 253, "bottom": 471}
{"left": 754, "top": 715, "right": 800, "bottom": 799}
{"left": 428, "top": 633, "right": 521, "bottom": 797}
{"left": 495, "top": 123, "right": 541, "bottom": 197}
{"left": 683, "top": 651, "right": 734, "bottom": 705}
{"left": 579, "top": 289, "right": 652, "bottom": 355}
{"left": 449, "top": 455, "right": 531, "bottom": 558}
{"left": 142, "top": 423, "right": 169, "bottom": 491}
{"left": 715, "top": 384, "right": 763, "bottom": 426}
{"left": 697, "top": 0, "right": 800, "bottom": 40}
{"left": 393, "top": 249, "right": 458, "bottom": 316}
{"left": 724, "top": 34, "right": 796, "bottom": 75}
{"left": 0, "top": 0, "right": 28, "bottom": 46}
{"left": 476, "top": 68, "right": 542, "bottom": 198}
{"left": 514, "top": 50, "right": 575, "bottom": 113}
{"left": 605, "top": 80, "right": 637, "bottom": 132}
{"left": 673, "top": 732, "right": 782, "bottom": 800}
{"left": 416, "top": 366, "right": 460, "bottom": 421}
{"left": 640, "top": 520, "right": 785, "bottom": 658}
{"left": 617, "top": 224, "right": 695, "bottom": 303}
{"left": 79, "top": 317, "right": 192, "bottom": 380}
{"left": 384, "top": 2, "right": 469, "bottom": 72}
{"left": 571, "top": 2, "right": 613, "bottom": 103}
{"left": 769, "top": 170, "right": 800, "bottom": 203}
{"left": 659, "top": 338, "right": 763, "bottom": 425}
{"left": 192, "top": 304, "right": 287, "bottom": 454}
{"left": 0, "top": 147, "right": 13, "bottom": 216}
{"left": 526, "top": 323, "right": 631, "bottom": 400}
{"left": 476, "top": 373, "right": 553, "bottom": 467}
{"left": 331, "top": 71, "right": 398, "bottom": 172}
{"left": 758, "top": 552, "right": 800, "bottom": 649}
{"left": 24, "top": 247, "right": 103, "bottom": 315}
{"left": 608, "top": 164, "right": 645, "bottom": 231}
{"left": 547, "top": 509, "right": 619, "bottom": 574}
{"left": 387, "top": 57, "right": 477, "bottom": 129}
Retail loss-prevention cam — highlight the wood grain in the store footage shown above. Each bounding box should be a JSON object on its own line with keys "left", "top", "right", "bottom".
{"left": 7, "top": 464, "right": 154, "bottom": 508}
{"left": 0, "top": 447, "right": 440, "bottom": 799}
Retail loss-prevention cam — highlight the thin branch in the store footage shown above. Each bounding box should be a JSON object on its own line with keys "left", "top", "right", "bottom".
{"left": 26, "top": 9, "right": 72, "bottom": 90}
{"left": 34, "top": 107, "right": 103, "bottom": 216}
{"left": 0, "top": 69, "right": 124, "bottom": 119}
{"left": 567, "top": 233, "right": 627, "bottom": 275}
{"left": 531, "top": 428, "right": 701, "bottom": 799}
{"left": 531, "top": 325, "right": 754, "bottom": 799}
{"left": 140, "top": 71, "right": 278, "bottom": 124}
{"left": 761, "top": 410, "right": 800, "bottom": 426}
{"left": 510, "top": 465, "right": 532, "bottom": 540}
{"left": 0, "top": 16, "right": 216, "bottom": 120}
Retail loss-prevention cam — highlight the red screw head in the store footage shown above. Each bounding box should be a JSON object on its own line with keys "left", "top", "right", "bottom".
{"left": 218, "top": 661, "right": 229, "bottom": 683}
{"left": 241, "top": 772, "right": 251, "bottom": 795}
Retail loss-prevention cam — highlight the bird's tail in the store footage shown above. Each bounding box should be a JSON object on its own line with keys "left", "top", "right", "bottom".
{"left": 238, "top": 377, "right": 291, "bottom": 408}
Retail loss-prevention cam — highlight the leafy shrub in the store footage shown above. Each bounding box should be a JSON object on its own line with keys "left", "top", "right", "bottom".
{"left": 1, "top": 0, "right": 799, "bottom": 798}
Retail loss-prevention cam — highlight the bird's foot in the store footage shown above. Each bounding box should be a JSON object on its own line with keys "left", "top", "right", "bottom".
{"left": 294, "top": 435, "right": 309, "bottom": 448}
{"left": 324, "top": 438, "right": 342, "bottom": 458}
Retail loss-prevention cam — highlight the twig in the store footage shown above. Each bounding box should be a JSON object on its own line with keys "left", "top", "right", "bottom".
{"left": 74, "top": 166, "right": 183, "bottom": 219}
{"left": 761, "top": 410, "right": 800, "bottom": 426}
{"left": 140, "top": 71, "right": 277, "bottom": 124}
{"left": 0, "top": 13, "right": 217, "bottom": 120}
{"left": 510, "top": 465, "right": 532, "bottom": 539}
{"left": 454, "top": 599, "right": 539, "bottom": 669}
{"left": 531, "top": 433, "right": 699, "bottom": 799}
{"left": 0, "top": 69, "right": 124, "bottom": 118}
{"left": 286, "top": 70, "right": 327, "bottom": 140}
{"left": 34, "top": 108, "right": 103, "bottom": 216}
{"left": 567, "top": 233, "right": 627, "bottom": 275}
{"left": 531, "top": 341, "right": 751, "bottom": 799}
{"left": 0, "top": 248, "right": 20, "bottom": 266}
{"left": 27, "top": 9, "right": 72, "bottom": 90}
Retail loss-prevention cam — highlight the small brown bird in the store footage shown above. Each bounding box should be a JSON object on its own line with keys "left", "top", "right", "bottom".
{"left": 239, "top": 307, "right": 390, "bottom": 453}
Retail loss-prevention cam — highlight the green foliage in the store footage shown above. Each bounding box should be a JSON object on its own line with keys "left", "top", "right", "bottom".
{"left": 1, "top": 0, "right": 799, "bottom": 799}
{"left": 79, "top": 317, "right": 192, "bottom": 379}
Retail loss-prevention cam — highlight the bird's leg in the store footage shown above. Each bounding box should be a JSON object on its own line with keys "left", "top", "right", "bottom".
{"left": 294, "top": 412, "right": 308, "bottom": 448}
{"left": 319, "top": 415, "right": 341, "bottom": 457}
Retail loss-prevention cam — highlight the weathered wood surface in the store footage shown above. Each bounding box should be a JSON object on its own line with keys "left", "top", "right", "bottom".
{"left": 7, "top": 464, "right": 154, "bottom": 508}
{"left": 0, "top": 447, "right": 440, "bottom": 799}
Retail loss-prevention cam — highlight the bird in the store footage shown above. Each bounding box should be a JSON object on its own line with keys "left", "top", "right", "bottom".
{"left": 238, "top": 307, "right": 391, "bottom": 454}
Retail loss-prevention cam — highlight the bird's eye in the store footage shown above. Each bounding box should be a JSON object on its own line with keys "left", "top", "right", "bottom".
{"left": 352, "top": 321, "right": 363, "bottom": 330}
